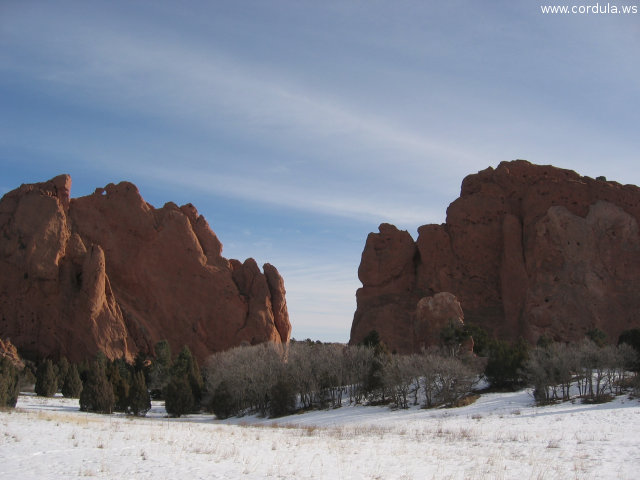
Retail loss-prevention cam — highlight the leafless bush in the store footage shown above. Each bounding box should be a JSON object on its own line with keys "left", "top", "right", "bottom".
{"left": 525, "top": 339, "right": 638, "bottom": 405}
{"left": 415, "top": 349, "right": 478, "bottom": 408}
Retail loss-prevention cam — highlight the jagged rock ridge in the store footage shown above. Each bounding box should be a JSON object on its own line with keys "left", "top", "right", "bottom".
{"left": 0, "top": 175, "right": 290, "bottom": 363}
{"left": 350, "top": 160, "right": 640, "bottom": 353}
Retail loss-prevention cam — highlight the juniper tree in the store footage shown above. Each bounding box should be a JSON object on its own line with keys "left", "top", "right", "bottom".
{"left": 149, "top": 340, "right": 172, "bottom": 398}
{"left": 56, "top": 357, "right": 70, "bottom": 386}
{"left": 79, "top": 360, "right": 115, "bottom": 414}
{"left": 35, "top": 359, "right": 58, "bottom": 397}
{"left": 61, "top": 364, "right": 83, "bottom": 398}
{"left": 107, "top": 360, "right": 131, "bottom": 412}
{"left": 128, "top": 370, "right": 151, "bottom": 416}
{"left": 172, "top": 346, "right": 203, "bottom": 409}
{"left": 164, "top": 375, "right": 194, "bottom": 417}
{"left": 0, "top": 357, "right": 20, "bottom": 408}
{"left": 484, "top": 339, "right": 529, "bottom": 389}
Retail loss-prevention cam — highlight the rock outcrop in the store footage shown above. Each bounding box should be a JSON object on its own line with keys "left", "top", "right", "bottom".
{"left": 350, "top": 160, "right": 640, "bottom": 353}
{"left": 0, "top": 175, "right": 291, "bottom": 363}
{"left": 0, "top": 337, "right": 24, "bottom": 369}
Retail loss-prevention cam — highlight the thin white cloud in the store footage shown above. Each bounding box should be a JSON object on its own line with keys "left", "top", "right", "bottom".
{"left": 137, "top": 165, "right": 444, "bottom": 226}
{"left": 1, "top": 13, "right": 477, "bottom": 171}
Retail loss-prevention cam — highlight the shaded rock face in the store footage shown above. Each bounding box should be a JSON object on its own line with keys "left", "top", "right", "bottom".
{"left": 0, "top": 175, "right": 290, "bottom": 363}
{"left": 350, "top": 160, "right": 640, "bottom": 353}
{"left": 415, "top": 292, "right": 466, "bottom": 352}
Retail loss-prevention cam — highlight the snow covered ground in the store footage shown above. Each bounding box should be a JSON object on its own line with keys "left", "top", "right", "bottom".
{"left": 2, "top": 390, "right": 640, "bottom": 479}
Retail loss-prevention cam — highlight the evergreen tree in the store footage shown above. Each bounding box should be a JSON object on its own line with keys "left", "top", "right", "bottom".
{"left": 56, "top": 357, "right": 70, "bottom": 386}
{"left": 440, "top": 320, "right": 472, "bottom": 357}
{"left": 35, "top": 359, "right": 58, "bottom": 397}
{"left": 61, "top": 364, "right": 83, "bottom": 398}
{"left": 361, "top": 330, "right": 381, "bottom": 349}
{"left": 164, "top": 375, "right": 194, "bottom": 417}
{"left": 484, "top": 339, "right": 529, "bottom": 389}
{"left": 80, "top": 361, "right": 115, "bottom": 414}
{"left": 133, "top": 351, "right": 150, "bottom": 384}
{"left": 462, "top": 323, "right": 491, "bottom": 357}
{"left": 172, "top": 346, "right": 203, "bottom": 408}
{"left": 127, "top": 370, "right": 151, "bottom": 416}
{"left": 586, "top": 328, "right": 607, "bottom": 347}
{"left": 269, "top": 377, "right": 297, "bottom": 418}
{"left": 107, "top": 360, "right": 130, "bottom": 412}
{"left": 208, "top": 380, "right": 237, "bottom": 419}
{"left": 0, "top": 357, "right": 20, "bottom": 408}
{"left": 149, "top": 340, "right": 172, "bottom": 398}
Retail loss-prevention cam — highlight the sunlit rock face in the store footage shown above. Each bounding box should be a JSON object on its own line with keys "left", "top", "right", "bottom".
{"left": 0, "top": 175, "right": 290, "bottom": 363}
{"left": 350, "top": 160, "right": 640, "bottom": 352}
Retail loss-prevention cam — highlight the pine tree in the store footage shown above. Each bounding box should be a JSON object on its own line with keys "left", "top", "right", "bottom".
{"left": 128, "top": 370, "right": 151, "bottom": 416}
{"left": 61, "top": 364, "right": 83, "bottom": 398}
{"left": 172, "top": 346, "right": 203, "bottom": 409}
{"left": 0, "top": 357, "right": 20, "bottom": 408}
{"left": 35, "top": 359, "right": 58, "bottom": 397}
{"left": 79, "top": 361, "right": 115, "bottom": 414}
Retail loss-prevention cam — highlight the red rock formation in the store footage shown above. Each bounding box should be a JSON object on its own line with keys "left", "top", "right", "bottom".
{"left": 415, "top": 292, "right": 466, "bottom": 352}
{"left": 350, "top": 160, "right": 640, "bottom": 352}
{"left": 0, "top": 175, "right": 290, "bottom": 363}
{"left": 0, "top": 338, "right": 24, "bottom": 369}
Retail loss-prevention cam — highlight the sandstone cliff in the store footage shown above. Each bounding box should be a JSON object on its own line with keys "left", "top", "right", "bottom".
{"left": 0, "top": 175, "right": 290, "bottom": 363}
{"left": 350, "top": 160, "right": 640, "bottom": 353}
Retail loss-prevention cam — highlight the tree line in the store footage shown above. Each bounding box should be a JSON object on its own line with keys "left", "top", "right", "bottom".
{"left": 203, "top": 338, "right": 483, "bottom": 418}
{"left": 2, "top": 326, "right": 639, "bottom": 416}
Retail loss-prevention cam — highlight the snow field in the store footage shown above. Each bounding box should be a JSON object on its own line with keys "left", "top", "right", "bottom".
{"left": 1, "top": 391, "right": 639, "bottom": 479}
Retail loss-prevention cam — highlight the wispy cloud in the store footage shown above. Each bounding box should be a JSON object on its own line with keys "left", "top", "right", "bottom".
{"left": 3, "top": 1, "right": 639, "bottom": 343}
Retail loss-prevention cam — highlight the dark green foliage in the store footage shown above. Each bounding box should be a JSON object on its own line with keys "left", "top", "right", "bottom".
{"left": 484, "top": 339, "right": 529, "bottom": 389}
{"left": 586, "top": 328, "right": 607, "bottom": 347}
{"left": 107, "top": 361, "right": 131, "bottom": 412}
{"left": 149, "top": 340, "right": 172, "bottom": 399}
{"left": 80, "top": 361, "right": 115, "bottom": 414}
{"left": 208, "top": 381, "right": 237, "bottom": 419}
{"left": 61, "top": 364, "right": 83, "bottom": 398}
{"left": 134, "top": 351, "right": 150, "bottom": 383}
{"left": 536, "top": 334, "right": 554, "bottom": 349}
{"left": 172, "top": 346, "right": 203, "bottom": 409}
{"left": 0, "top": 357, "right": 20, "bottom": 408}
{"left": 361, "top": 330, "right": 381, "bottom": 349}
{"left": 155, "top": 340, "right": 172, "bottom": 367}
{"left": 164, "top": 375, "right": 194, "bottom": 417}
{"left": 269, "top": 377, "right": 297, "bottom": 418}
{"left": 364, "top": 355, "right": 385, "bottom": 399}
{"left": 127, "top": 370, "right": 151, "bottom": 416}
{"left": 461, "top": 323, "right": 491, "bottom": 357}
{"left": 35, "top": 359, "right": 58, "bottom": 397}
{"left": 56, "top": 357, "right": 70, "bottom": 385}
{"left": 440, "top": 321, "right": 472, "bottom": 356}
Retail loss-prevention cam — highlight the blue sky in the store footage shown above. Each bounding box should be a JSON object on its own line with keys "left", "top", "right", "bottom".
{"left": 1, "top": 1, "right": 639, "bottom": 342}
